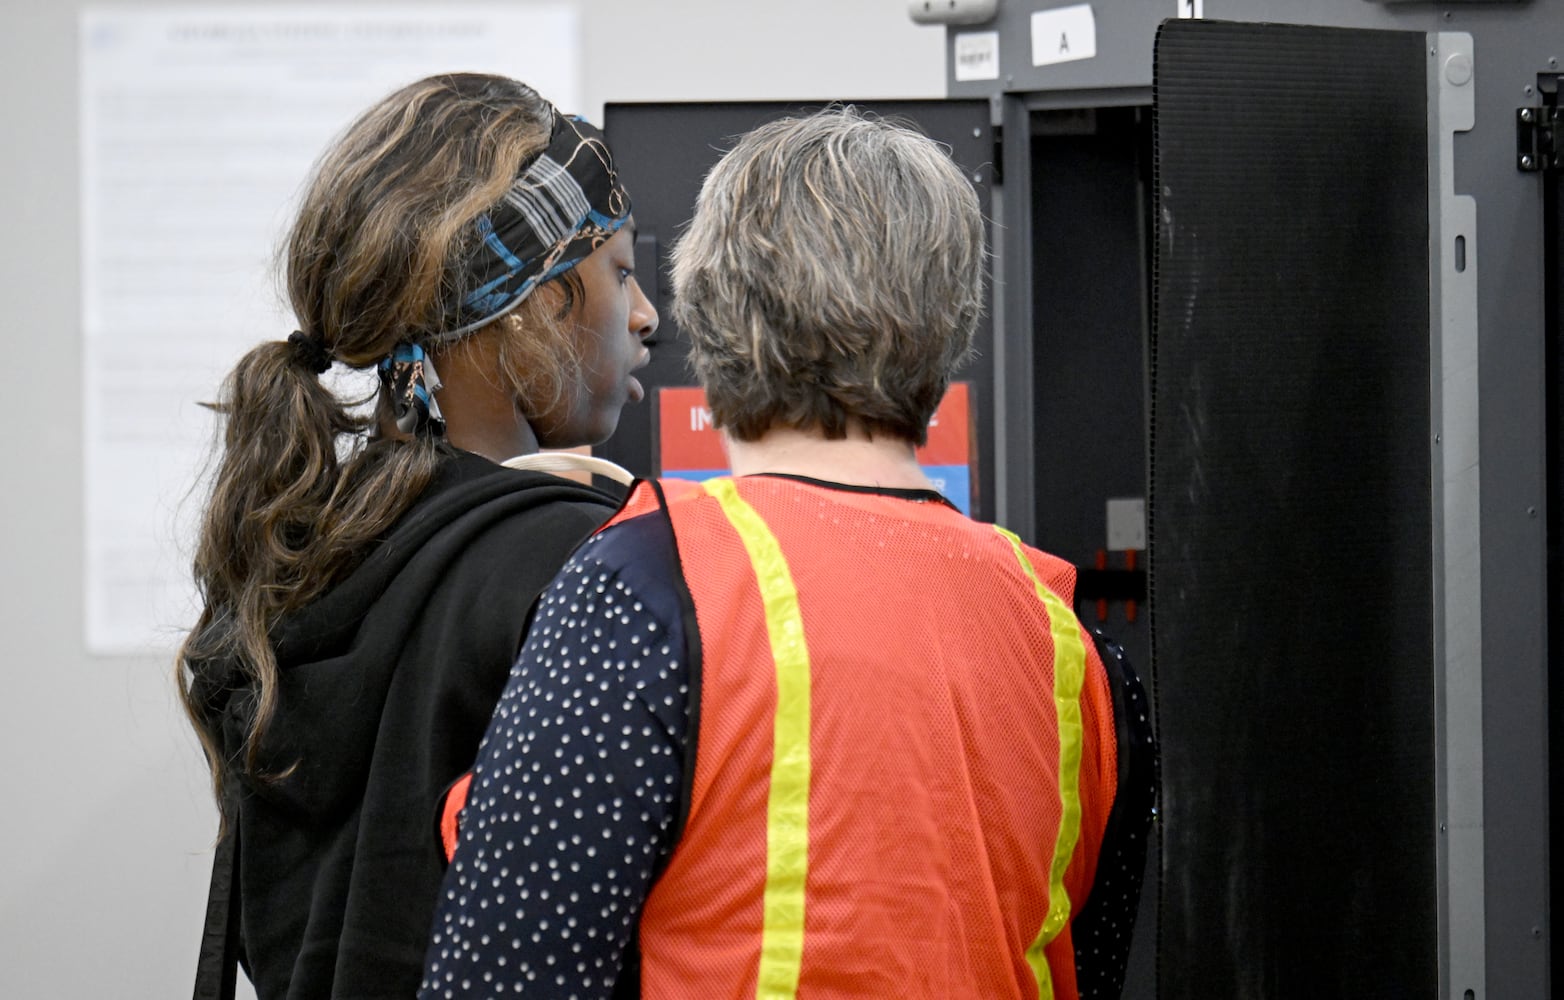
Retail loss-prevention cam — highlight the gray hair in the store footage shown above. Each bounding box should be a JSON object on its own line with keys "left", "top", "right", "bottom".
{"left": 669, "top": 106, "right": 985, "bottom": 445}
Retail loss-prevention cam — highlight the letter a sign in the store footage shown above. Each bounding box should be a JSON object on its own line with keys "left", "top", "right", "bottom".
{"left": 1031, "top": 4, "right": 1097, "bottom": 67}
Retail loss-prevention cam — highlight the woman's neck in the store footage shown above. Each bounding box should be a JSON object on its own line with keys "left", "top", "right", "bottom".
{"left": 425, "top": 336, "right": 541, "bottom": 463}
{"left": 723, "top": 425, "right": 933, "bottom": 491}
{"left": 444, "top": 412, "right": 540, "bottom": 464}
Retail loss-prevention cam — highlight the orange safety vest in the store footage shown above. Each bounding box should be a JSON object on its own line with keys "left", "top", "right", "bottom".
{"left": 604, "top": 475, "right": 1120, "bottom": 1000}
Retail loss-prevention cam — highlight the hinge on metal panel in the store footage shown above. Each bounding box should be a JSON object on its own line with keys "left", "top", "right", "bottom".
{"left": 1518, "top": 75, "right": 1564, "bottom": 173}
{"left": 1517, "top": 106, "right": 1561, "bottom": 173}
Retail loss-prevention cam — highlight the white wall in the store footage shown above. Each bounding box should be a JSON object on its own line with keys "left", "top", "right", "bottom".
{"left": 0, "top": 1, "right": 942, "bottom": 996}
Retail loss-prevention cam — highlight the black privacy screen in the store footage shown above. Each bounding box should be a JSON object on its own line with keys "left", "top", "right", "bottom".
{"left": 1150, "top": 20, "right": 1436, "bottom": 998}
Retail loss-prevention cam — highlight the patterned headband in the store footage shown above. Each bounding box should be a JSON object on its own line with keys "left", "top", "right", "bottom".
{"left": 378, "top": 109, "right": 631, "bottom": 436}
{"left": 435, "top": 109, "right": 632, "bottom": 343}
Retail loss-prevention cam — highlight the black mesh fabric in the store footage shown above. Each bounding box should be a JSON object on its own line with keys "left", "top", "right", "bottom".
{"left": 1150, "top": 20, "right": 1436, "bottom": 999}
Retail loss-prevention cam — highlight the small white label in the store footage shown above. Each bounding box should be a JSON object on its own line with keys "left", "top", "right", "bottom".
{"left": 953, "top": 31, "right": 1000, "bottom": 82}
{"left": 1176, "top": 0, "right": 1203, "bottom": 18}
{"left": 1106, "top": 498, "right": 1147, "bottom": 551}
{"left": 1031, "top": 4, "right": 1097, "bottom": 67}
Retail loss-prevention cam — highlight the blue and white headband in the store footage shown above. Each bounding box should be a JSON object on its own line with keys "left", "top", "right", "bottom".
{"left": 379, "top": 108, "right": 632, "bottom": 435}
{"left": 440, "top": 108, "right": 632, "bottom": 342}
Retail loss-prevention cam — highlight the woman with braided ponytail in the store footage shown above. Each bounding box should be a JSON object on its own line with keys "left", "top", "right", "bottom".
{"left": 177, "top": 73, "right": 656, "bottom": 999}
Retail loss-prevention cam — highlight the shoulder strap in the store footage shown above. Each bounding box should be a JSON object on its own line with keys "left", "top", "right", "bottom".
{"left": 192, "top": 826, "right": 240, "bottom": 1000}
{"left": 502, "top": 451, "right": 635, "bottom": 485}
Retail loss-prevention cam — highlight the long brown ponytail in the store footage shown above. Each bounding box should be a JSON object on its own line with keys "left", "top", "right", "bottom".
{"left": 177, "top": 74, "right": 569, "bottom": 817}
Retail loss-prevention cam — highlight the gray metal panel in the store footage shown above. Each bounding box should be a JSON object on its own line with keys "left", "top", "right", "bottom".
{"left": 1429, "top": 30, "right": 1484, "bottom": 1000}
{"left": 996, "top": 95, "right": 1037, "bottom": 539}
{"left": 945, "top": 0, "right": 1429, "bottom": 99}
{"left": 1459, "top": 19, "right": 1554, "bottom": 1000}
{"left": 1436, "top": 10, "right": 1553, "bottom": 1000}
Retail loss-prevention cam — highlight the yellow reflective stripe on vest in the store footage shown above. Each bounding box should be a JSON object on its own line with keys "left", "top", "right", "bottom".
{"left": 703, "top": 478, "right": 812, "bottom": 1000}
{"left": 994, "top": 525, "right": 1087, "bottom": 1000}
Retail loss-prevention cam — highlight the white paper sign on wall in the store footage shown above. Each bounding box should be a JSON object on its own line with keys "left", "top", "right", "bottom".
{"left": 79, "top": 5, "right": 580, "bottom": 655}
{"left": 953, "top": 31, "right": 1000, "bottom": 81}
{"left": 1177, "top": 0, "right": 1204, "bottom": 18}
{"left": 1031, "top": 4, "right": 1097, "bottom": 67}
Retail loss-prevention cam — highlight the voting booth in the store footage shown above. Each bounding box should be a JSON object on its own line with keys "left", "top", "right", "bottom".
{"left": 603, "top": 3, "right": 1561, "bottom": 996}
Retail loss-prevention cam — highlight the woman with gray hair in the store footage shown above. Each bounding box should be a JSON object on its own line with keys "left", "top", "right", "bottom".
{"left": 424, "top": 107, "right": 1154, "bottom": 1000}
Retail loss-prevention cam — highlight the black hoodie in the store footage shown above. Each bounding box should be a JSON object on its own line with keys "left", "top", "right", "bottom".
{"left": 202, "top": 450, "right": 619, "bottom": 999}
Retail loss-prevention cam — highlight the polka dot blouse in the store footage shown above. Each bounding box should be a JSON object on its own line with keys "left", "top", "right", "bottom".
{"left": 421, "top": 513, "right": 690, "bottom": 1000}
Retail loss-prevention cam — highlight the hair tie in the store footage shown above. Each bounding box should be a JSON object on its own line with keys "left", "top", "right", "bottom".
{"left": 288, "top": 331, "right": 332, "bottom": 375}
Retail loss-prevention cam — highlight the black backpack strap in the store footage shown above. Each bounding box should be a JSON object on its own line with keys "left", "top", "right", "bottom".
{"left": 192, "top": 826, "right": 240, "bottom": 1000}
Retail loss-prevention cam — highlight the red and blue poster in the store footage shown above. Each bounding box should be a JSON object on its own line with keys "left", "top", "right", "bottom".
{"left": 655, "top": 382, "right": 975, "bottom": 516}
{"left": 916, "top": 382, "right": 973, "bottom": 516}
{"left": 655, "top": 386, "right": 729, "bottom": 481}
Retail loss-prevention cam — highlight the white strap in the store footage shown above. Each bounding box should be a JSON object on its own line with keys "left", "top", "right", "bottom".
{"left": 501, "top": 451, "right": 636, "bottom": 486}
